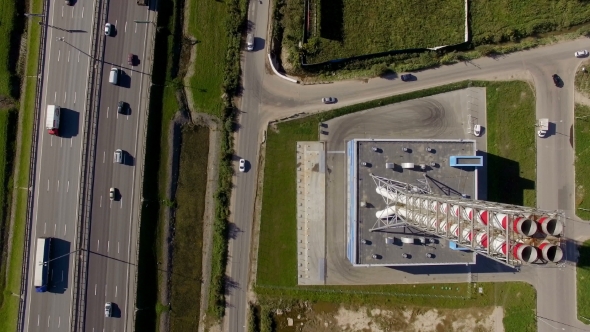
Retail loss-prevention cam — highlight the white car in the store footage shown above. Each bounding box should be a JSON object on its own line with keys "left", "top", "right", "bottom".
{"left": 105, "top": 302, "right": 112, "bottom": 317}
{"left": 473, "top": 124, "right": 482, "bottom": 137}
{"left": 575, "top": 50, "right": 588, "bottom": 58}
{"left": 105, "top": 23, "right": 112, "bottom": 36}
{"left": 239, "top": 159, "right": 246, "bottom": 172}
{"left": 109, "top": 188, "right": 115, "bottom": 201}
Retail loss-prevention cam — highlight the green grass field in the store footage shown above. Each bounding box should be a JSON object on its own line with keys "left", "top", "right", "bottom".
{"left": 485, "top": 81, "right": 536, "bottom": 207}
{"left": 577, "top": 239, "right": 590, "bottom": 323}
{"left": 186, "top": 0, "right": 228, "bottom": 117}
{"left": 0, "top": 0, "right": 17, "bottom": 99}
{"left": 169, "top": 126, "right": 209, "bottom": 331}
{"left": 574, "top": 104, "right": 590, "bottom": 220}
{"left": 256, "top": 81, "right": 538, "bottom": 330}
{"left": 305, "top": 0, "right": 464, "bottom": 63}
{"left": 0, "top": 0, "right": 42, "bottom": 328}
{"left": 471, "top": 0, "right": 590, "bottom": 45}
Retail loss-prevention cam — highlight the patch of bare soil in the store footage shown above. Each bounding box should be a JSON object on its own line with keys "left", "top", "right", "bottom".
{"left": 275, "top": 304, "right": 504, "bottom": 332}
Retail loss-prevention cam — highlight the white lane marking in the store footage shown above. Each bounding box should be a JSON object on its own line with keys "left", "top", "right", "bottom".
{"left": 64, "top": 91, "right": 66, "bottom": 103}
{"left": 61, "top": 6, "right": 64, "bottom": 17}
{"left": 103, "top": 151, "right": 105, "bottom": 163}
{"left": 58, "top": 50, "right": 60, "bottom": 62}
{"left": 94, "top": 284, "right": 97, "bottom": 295}
{"left": 64, "top": 224, "right": 67, "bottom": 236}
{"left": 115, "top": 19, "right": 118, "bottom": 27}
{"left": 125, "top": 21, "right": 127, "bottom": 33}
{"left": 78, "top": 51, "right": 80, "bottom": 62}
{"left": 107, "top": 106, "right": 109, "bottom": 118}
{"left": 67, "top": 50, "right": 70, "bottom": 62}
{"left": 105, "top": 285, "right": 107, "bottom": 296}
{"left": 58, "top": 316, "right": 60, "bottom": 328}
{"left": 54, "top": 91, "right": 57, "bottom": 102}
{"left": 43, "top": 222, "right": 46, "bottom": 234}
{"left": 120, "top": 198, "right": 123, "bottom": 208}
{"left": 74, "top": 92, "right": 76, "bottom": 104}
{"left": 115, "top": 286, "right": 118, "bottom": 297}
{"left": 50, "top": 136, "right": 53, "bottom": 147}
{"left": 100, "top": 195, "right": 102, "bottom": 207}
{"left": 71, "top": 6, "right": 73, "bottom": 18}
{"left": 97, "top": 240, "right": 100, "bottom": 251}
{"left": 37, "top": 315, "right": 39, "bottom": 326}
{"left": 47, "top": 179, "right": 49, "bottom": 191}
{"left": 57, "top": 180, "right": 59, "bottom": 192}
{"left": 118, "top": 242, "right": 120, "bottom": 253}
{"left": 47, "top": 316, "right": 50, "bottom": 327}
{"left": 67, "top": 181, "right": 69, "bottom": 192}
{"left": 53, "top": 224, "right": 56, "bottom": 236}
{"left": 70, "top": 139, "right": 72, "bottom": 147}
{"left": 134, "top": 22, "right": 137, "bottom": 33}
{"left": 60, "top": 138, "right": 62, "bottom": 147}
{"left": 81, "top": 6, "right": 84, "bottom": 18}
{"left": 107, "top": 241, "right": 110, "bottom": 252}
{"left": 127, "top": 115, "right": 129, "bottom": 120}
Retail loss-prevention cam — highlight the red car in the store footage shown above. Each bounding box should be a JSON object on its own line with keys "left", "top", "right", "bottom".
{"left": 128, "top": 53, "right": 135, "bottom": 66}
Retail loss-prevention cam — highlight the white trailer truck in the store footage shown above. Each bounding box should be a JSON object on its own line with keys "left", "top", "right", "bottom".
{"left": 46, "top": 105, "right": 60, "bottom": 136}
{"left": 537, "top": 118, "right": 549, "bottom": 138}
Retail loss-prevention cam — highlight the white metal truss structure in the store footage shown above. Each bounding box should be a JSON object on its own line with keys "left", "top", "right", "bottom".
{"left": 370, "top": 174, "right": 565, "bottom": 267}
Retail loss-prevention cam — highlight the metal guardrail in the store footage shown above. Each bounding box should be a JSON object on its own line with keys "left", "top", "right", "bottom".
{"left": 131, "top": 9, "right": 158, "bottom": 326}
{"left": 71, "top": 0, "right": 105, "bottom": 330}
{"left": 16, "top": 0, "right": 49, "bottom": 329}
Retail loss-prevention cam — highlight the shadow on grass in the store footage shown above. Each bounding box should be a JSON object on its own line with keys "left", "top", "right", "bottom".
{"left": 485, "top": 152, "right": 535, "bottom": 206}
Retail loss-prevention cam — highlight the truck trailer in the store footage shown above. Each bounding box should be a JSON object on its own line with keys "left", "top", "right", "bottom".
{"left": 46, "top": 105, "right": 60, "bottom": 136}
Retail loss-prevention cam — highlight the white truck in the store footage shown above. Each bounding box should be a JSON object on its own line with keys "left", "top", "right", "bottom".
{"left": 46, "top": 105, "right": 60, "bottom": 136}
{"left": 537, "top": 118, "right": 549, "bottom": 138}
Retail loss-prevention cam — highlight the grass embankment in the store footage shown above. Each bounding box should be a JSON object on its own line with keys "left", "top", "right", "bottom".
{"left": 0, "top": 0, "right": 40, "bottom": 328}
{"left": 257, "top": 81, "right": 537, "bottom": 331}
{"left": 304, "top": 0, "right": 463, "bottom": 64}
{"left": 577, "top": 239, "right": 590, "bottom": 323}
{"left": 574, "top": 67, "right": 590, "bottom": 219}
{"left": 169, "top": 126, "right": 209, "bottom": 331}
{"left": 471, "top": 0, "right": 590, "bottom": 45}
{"left": 574, "top": 103, "right": 590, "bottom": 220}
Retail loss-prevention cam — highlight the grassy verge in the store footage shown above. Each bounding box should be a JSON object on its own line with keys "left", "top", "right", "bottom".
{"left": 0, "top": 0, "right": 42, "bottom": 328}
{"left": 169, "top": 126, "right": 209, "bottom": 331}
{"left": 574, "top": 104, "right": 590, "bottom": 220}
{"left": 0, "top": 0, "right": 18, "bottom": 98}
{"left": 577, "top": 239, "right": 590, "bottom": 323}
{"left": 256, "top": 80, "right": 537, "bottom": 330}
{"left": 485, "top": 81, "right": 536, "bottom": 207}
{"left": 304, "top": 0, "right": 463, "bottom": 64}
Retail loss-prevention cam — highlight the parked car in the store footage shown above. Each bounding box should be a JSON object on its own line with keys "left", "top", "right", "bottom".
{"left": 128, "top": 53, "right": 135, "bottom": 66}
{"left": 400, "top": 74, "right": 413, "bottom": 81}
{"left": 322, "top": 97, "right": 337, "bottom": 104}
{"left": 239, "top": 159, "right": 246, "bottom": 172}
{"left": 105, "top": 23, "right": 113, "bottom": 36}
{"left": 552, "top": 74, "right": 561, "bottom": 86}
{"left": 473, "top": 124, "right": 482, "bottom": 136}
{"left": 575, "top": 50, "right": 589, "bottom": 58}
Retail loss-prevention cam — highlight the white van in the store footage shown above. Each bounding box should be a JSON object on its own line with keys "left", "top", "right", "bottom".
{"left": 246, "top": 33, "right": 254, "bottom": 51}
{"left": 109, "top": 68, "right": 119, "bottom": 85}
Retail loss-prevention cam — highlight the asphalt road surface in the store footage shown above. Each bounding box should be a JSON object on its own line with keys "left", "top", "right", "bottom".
{"left": 23, "top": 1, "right": 95, "bottom": 331}
{"left": 82, "top": 2, "right": 155, "bottom": 332}
{"left": 231, "top": 9, "right": 590, "bottom": 329}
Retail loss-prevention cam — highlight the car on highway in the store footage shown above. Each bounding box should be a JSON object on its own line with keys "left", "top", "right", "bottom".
{"left": 552, "top": 74, "right": 561, "bottom": 86}
{"left": 575, "top": 50, "right": 589, "bottom": 58}
{"left": 105, "top": 302, "right": 112, "bottom": 317}
{"left": 114, "top": 149, "right": 124, "bottom": 164}
{"left": 400, "top": 74, "right": 413, "bottom": 81}
{"left": 117, "top": 101, "right": 128, "bottom": 115}
{"left": 239, "top": 159, "right": 246, "bottom": 172}
{"left": 322, "top": 97, "right": 337, "bottom": 104}
{"left": 105, "top": 23, "right": 113, "bottom": 36}
{"left": 128, "top": 53, "right": 135, "bottom": 66}
{"left": 65, "top": 0, "right": 72, "bottom": 5}
{"left": 473, "top": 124, "right": 482, "bottom": 136}
{"left": 109, "top": 188, "right": 115, "bottom": 200}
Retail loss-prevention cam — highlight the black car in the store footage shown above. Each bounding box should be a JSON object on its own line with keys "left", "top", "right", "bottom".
{"left": 117, "top": 101, "right": 127, "bottom": 114}
{"left": 552, "top": 74, "right": 560, "bottom": 86}
{"left": 400, "top": 74, "right": 413, "bottom": 82}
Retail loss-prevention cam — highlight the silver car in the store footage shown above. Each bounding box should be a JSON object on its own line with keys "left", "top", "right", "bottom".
{"left": 105, "top": 23, "right": 112, "bottom": 36}
{"left": 105, "top": 302, "right": 112, "bottom": 317}
{"left": 114, "top": 149, "right": 124, "bottom": 164}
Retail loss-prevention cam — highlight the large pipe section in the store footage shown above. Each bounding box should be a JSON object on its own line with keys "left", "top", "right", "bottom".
{"left": 375, "top": 188, "right": 538, "bottom": 236}
{"left": 537, "top": 216, "right": 564, "bottom": 236}
{"left": 476, "top": 233, "right": 538, "bottom": 263}
{"left": 537, "top": 240, "right": 563, "bottom": 262}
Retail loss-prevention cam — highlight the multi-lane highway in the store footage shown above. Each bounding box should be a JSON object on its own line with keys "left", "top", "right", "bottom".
{"left": 22, "top": 0, "right": 155, "bottom": 331}
{"left": 23, "top": 1, "right": 94, "bottom": 331}
{"left": 83, "top": 2, "right": 155, "bottom": 331}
